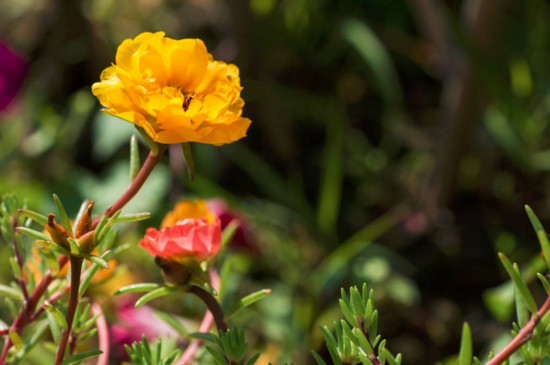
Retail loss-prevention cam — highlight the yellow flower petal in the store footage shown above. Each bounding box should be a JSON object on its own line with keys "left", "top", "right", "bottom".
{"left": 92, "top": 32, "right": 251, "bottom": 146}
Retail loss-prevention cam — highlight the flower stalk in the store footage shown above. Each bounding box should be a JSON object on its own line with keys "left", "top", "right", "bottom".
{"left": 189, "top": 285, "right": 227, "bottom": 333}
{"left": 54, "top": 257, "right": 83, "bottom": 365}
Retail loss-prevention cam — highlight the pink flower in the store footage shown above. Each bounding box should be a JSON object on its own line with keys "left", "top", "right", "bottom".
{"left": 0, "top": 41, "right": 26, "bottom": 112}
{"left": 139, "top": 218, "right": 222, "bottom": 262}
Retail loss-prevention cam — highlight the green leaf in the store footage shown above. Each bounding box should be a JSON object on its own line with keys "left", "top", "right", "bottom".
{"left": 311, "top": 350, "right": 328, "bottom": 365}
{"left": 526, "top": 205, "right": 550, "bottom": 271}
{"left": 18, "top": 209, "right": 47, "bottom": 225}
{"left": 113, "top": 283, "right": 161, "bottom": 295}
{"left": 53, "top": 194, "right": 73, "bottom": 235}
{"left": 458, "top": 322, "right": 472, "bottom": 365}
{"left": 221, "top": 220, "right": 240, "bottom": 251}
{"left": 135, "top": 286, "right": 179, "bottom": 308}
{"left": 8, "top": 258, "right": 22, "bottom": 279}
{"left": 15, "top": 227, "right": 51, "bottom": 241}
{"left": 188, "top": 331, "right": 218, "bottom": 343}
{"left": 115, "top": 212, "right": 152, "bottom": 223}
{"left": 227, "top": 289, "right": 272, "bottom": 317}
{"left": 498, "top": 253, "right": 538, "bottom": 314}
{"left": 9, "top": 330, "right": 23, "bottom": 350}
{"left": 130, "top": 134, "right": 140, "bottom": 182}
{"left": 88, "top": 255, "right": 109, "bottom": 269}
{"left": 79, "top": 264, "right": 102, "bottom": 296}
{"left": 181, "top": 143, "right": 195, "bottom": 181}
{"left": 244, "top": 353, "right": 261, "bottom": 365}
{"left": 205, "top": 346, "right": 228, "bottom": 365}
{"left": 155, "top": 310, "right": 188, "bottom": 336}
{"left": 45, "top": 302, "right": 68, "bottom": 330}
{"left": 0, "top": 284, "right": 23, "bottom": 301}
{"left": 537, "top": 273, "right": 550, "bottom": 295}
{"left": 62, "top": 349, "right": 103, "bottom": 364}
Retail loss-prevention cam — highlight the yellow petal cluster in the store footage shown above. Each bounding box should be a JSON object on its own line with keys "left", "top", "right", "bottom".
{"left": 92, "top": 32, "right": 251, "bottom": 145}
{"left": 160, "top": 199, "right": 217, "bottom": 229}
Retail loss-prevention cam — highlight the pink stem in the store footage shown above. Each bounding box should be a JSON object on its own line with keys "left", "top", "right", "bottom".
{"left": 486, "top": 295, "right": 550, "bottom": 365}
{"left": 91, "top": 302, "right": 110, "bottom": 365}
{"left": 178, "top": 270, "right": 220, "bottom": 364}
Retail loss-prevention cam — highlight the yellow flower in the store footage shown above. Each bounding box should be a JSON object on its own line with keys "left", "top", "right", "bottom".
{"left": 160, "top": 199, "right": 216, "bottom": 228}
{"left": 92, "top": 32, "right": 251, "bottom": 146}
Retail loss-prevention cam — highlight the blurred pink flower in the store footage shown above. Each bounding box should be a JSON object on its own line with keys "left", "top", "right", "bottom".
{"left": 207, "top": 199, "right": 257, "bottom": 252}
{"left": 110, "top": 304, "right": 178, "bottom": 359}
{"left": 0, "top": 41, "right": 26, "bottom": 112}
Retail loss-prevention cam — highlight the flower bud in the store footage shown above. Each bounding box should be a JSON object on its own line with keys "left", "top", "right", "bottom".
{"left": 44, "top": 214, "right": 70, "bottom": 252}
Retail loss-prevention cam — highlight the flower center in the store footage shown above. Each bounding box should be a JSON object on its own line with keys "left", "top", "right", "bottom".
{"left": 182, "top": 92, "right": 195, "bottom": 111}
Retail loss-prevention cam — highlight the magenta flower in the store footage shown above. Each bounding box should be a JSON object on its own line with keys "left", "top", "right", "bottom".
{"left": 0, "top": 41, "right": 26, "bottom": 112}
{"left": 207, "top": 199, "right": 257, "bottom": 252}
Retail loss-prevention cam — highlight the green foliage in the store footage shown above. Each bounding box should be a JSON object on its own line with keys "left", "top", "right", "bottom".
{"left": 313, "top": 284, "right": 400, "bottom": 365}
{"left": 201, "top": 327, "right": 260, "bottom": 365}
{"left": 125, "top": 335, "right": 181, "bottom": 365}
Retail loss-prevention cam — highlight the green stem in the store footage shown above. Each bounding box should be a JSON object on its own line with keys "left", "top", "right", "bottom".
{"left": 54, "top": 258, "right": 83, "bottom": 365}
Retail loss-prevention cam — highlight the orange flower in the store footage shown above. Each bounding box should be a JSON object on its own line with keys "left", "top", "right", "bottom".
{"left": 139, "top": 200, "right": 221, "bottom": 262}
{"left": 91, "top": 32, "right": 251, "bottom": 146}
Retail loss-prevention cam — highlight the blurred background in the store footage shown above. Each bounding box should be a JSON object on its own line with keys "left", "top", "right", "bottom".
{"left": 1, "top": 0, "right": 550, "bottom": 363}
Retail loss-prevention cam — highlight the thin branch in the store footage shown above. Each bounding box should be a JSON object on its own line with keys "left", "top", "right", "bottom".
{"left": 486, "top": 295, "right": 550, "bottom": 365}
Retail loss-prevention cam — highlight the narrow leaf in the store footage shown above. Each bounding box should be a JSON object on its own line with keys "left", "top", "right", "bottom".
{"left": 155, "top": 310, "right": 188, "bottom": 336}
{"left": 311, "top": 350, "right": 328, "bottom": 365}
{"left": 115, "top": 212, "right": 152, "bottom": 223}
{"left": 244, "top": 353, "right": 261, "bottom": 365}
{"left": 88, "top": 255, "right": 109, "bottom": 269}
{"left": 62, "top": 349, "right": 103, "bottom": 364}
{"left": 135, "top": 286, "right": 179, "bottom": 308}
{"left": 15, "top": 227, "right": 51, "bottom": 241}
{"left": 458, "top": 322, "right": 472, "bottom": 365}
{"left": 227, "top": 289, "right": 272, "bottom": 317}
{"left": 537, "top": 273, "right": 550, "bottom": 295}
{"left": 9, "top": 330, "right": 23, "bottom": 350}
{"left": 525, "top": 205, "right": 550, "bottom": 271}
{"left": 18, "top": 209, "right": 47, "bottom": 225}
{"left": 53, "top": 194, "right": 73, "bottom": 235}
{"left": 498, "top": 253, "right": 538, "bottom": 314}
{"left": 0, "top": 284, "right": 23, "bottom": 301}
{"left": 44, "top": 302, "right": 68, "bottom": 330}
{"left": 181, "top": 143, "right": 195, "bottom": 181}
{"left": 130, "top": 134, "right": 140, "bottom": 182}
{"left": 113, "top": 283, "right": 161, "bottom": 295}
